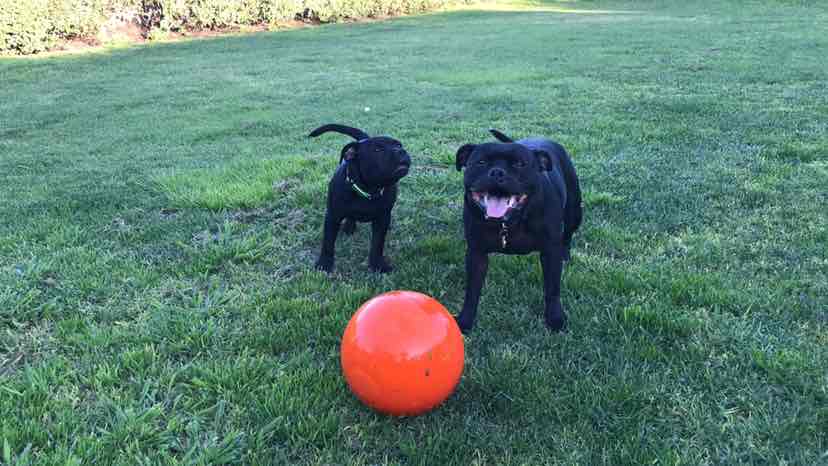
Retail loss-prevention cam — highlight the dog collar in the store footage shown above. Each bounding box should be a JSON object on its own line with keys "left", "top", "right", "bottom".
{"left": 346, "top": 163, "right": 384, "bottom": 200}
{"left": 349, "top": 178, "right": 384, "bottom": 199}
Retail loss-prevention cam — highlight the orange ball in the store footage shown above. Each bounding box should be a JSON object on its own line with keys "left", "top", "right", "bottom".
{"left": 340, "top": 291, "right": 465, "bottom": 416}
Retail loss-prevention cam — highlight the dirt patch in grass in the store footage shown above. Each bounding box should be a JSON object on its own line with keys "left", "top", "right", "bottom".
{"left": 0, "top": 322, "right": 54, "bottom": 377}
{"left": 36, "top": 12, "right": 147, "bottom": 56}
{"left": 24, "top": 14, "right": 378, "bottom": 58}
{"left": 227, "top": 207, "right": 272, "bottom": 224}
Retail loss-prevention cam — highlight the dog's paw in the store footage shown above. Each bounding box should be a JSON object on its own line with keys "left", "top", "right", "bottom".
{"left": 315, "top": 256, "right": 335, "bottom": 273}
{"left": 369, "top": 258, "right": 393, "bottom": 274}
{"left": 342, "top": 219, "right": 357, "bottom": 236}
{"left": 544, "top": 301, "right": 568, "bottom": 332}
{"left": 455, "top": 314, "right": 474, "bottom": 334}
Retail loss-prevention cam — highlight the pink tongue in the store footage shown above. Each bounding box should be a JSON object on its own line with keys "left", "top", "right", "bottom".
{"left": 485, "top": 196, "right": 509, "bottom": 218}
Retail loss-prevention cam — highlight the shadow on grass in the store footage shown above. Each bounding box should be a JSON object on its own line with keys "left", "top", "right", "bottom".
{"left": 0, "top": 0, "right": 639, "bottom": 68}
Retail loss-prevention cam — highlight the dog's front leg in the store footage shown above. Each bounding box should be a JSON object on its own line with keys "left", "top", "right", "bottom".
{"left": 540, "top": 246, "right": 566, "bottom": 331}
{"left": 457, "top": 249, "right": 489, "bottom": 334}
{"left": 368, "top": 211, "right": 393, "bottom": 273}
{"left": 315, "top": 209, "right": 342, "bottom": 272}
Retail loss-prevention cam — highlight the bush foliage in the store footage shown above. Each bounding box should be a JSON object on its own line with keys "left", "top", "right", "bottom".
{"left": 1, "top": 0, "right": 470, "bottom": 55}
{"left": 1, "top": 0, "right": 110, "bottom": 55}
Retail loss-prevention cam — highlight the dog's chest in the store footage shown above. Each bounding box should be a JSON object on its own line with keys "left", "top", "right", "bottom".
{"left": 482, "top": 221, "right": 542, "bottom": 254}
{"left": 346, "top": 197, "right": 393, "bottom": 221}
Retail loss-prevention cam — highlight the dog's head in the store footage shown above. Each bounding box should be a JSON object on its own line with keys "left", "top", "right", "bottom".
{"left": 455, "top": 133, "right": 552, "bottom": 221}
{"left": 309, "top": 124, "right": 411, "bottom": 186}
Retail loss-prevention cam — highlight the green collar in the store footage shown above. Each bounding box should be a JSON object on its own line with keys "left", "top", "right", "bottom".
{"left": 346, "top": 163, "right": 384, "bottom": 200}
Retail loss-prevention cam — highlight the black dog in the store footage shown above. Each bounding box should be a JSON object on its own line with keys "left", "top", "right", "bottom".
{"left": 309, "top": 124, "right": 411, "bottom": 273}
{"left": 454, "top": 129, "right": 582, "bottom": 333}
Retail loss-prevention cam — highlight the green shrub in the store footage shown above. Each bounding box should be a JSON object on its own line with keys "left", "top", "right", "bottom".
{"left": 0, "top": 0, "right": 112, "bottom": 55}
{"left": 1, "top": 0, "right": 56, "bottom": 54}
{"left": 1, "top": 0, "right": 474, "bottom": 55}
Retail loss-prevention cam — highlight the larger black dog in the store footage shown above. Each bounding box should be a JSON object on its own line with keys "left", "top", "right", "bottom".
{"left": 309, "top": 124, "right": 411, "bottom": 273}
{"left": 454, "top": 129, "right": 582, "bottom": 333}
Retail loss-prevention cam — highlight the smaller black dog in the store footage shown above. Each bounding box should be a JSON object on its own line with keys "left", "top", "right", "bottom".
{"left": 454, "top": 128, "right": 582, "bottom": 333}
{"left": 309, "top": 124, "right": 411, "bottom": 273}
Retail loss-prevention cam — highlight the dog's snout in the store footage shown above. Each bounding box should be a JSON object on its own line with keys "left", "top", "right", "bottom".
{"left": 489, "top": 167, "right": 506, "bottom": 180}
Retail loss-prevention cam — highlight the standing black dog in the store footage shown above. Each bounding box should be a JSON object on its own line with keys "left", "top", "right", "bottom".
{"left": 454, "top": 129, "right": 582, "bottom": 333}
{"left": 309, "top": 124, "right": 411, "bottom": 273}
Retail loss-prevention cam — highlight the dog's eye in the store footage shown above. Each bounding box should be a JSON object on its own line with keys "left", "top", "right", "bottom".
{"left": 514, "top": 161, "right": 526, "bottom": 168}
{"left": 477, "top": 159, "right": 487, "bottom": 166}
{"left": 375, "top": 147, "right": 382, "bottom": 153}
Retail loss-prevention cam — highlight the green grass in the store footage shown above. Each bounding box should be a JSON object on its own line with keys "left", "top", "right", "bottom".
{"left": 2, "top": 0, "right": 827, "bottom": 464}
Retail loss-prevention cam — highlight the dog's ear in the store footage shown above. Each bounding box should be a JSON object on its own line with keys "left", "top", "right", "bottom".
{"left": 340, "top": 142, "right": 360, "bottom": 163}
{"left": 532, "top": 149, "right": 552, "bottom": 171}
{"left": 489, "top": 129, "right": 514, "bottom": 143}
{"left": 455, "top": 144, "right": 477, "bottom": 171}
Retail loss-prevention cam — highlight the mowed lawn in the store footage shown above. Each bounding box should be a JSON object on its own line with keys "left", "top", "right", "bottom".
{"left": 1, "top": 0, "right": 827, "bottom": 463}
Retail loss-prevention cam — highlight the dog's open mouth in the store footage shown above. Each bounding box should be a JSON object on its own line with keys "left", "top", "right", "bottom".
{"left": 470, "top": 191, "right": 528, "bottom": 219}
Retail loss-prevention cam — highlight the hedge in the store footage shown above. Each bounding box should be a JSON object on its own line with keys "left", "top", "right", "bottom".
{"left": 1, "top": 0, "right": 471, "bottom": 55}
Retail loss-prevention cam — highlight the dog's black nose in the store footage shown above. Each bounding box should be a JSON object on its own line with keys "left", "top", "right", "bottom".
{"left": 489, "top": 167, "right": 506, "bottom": 180}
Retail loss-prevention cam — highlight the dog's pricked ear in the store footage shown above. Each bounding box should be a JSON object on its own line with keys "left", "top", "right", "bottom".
{"left": 455, "top": 144, "right": 477, "bottom": 171}
{"left": 340, "top": 142, "right": 359, "bottom": 163}
{"left": 489, "top": 129, "right": 514, "bottom": 143}
{"left": 533, "top": 149, "right": 552, "bottom": 171}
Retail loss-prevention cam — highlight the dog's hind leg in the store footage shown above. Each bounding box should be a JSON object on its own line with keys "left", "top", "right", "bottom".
{"left": 559, "top": 154, "right": 582, "bottom": 261}
{"left": 342, "top": 218, "right": 357, "bottom": 236}
{"left": 315, "top": 210, "right": 343, "bottom": 272}
{"left": 562, "top": 199, "right": 582, "bottom": 262}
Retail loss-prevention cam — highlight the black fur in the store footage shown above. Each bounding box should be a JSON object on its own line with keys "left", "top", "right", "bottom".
{"left": 309, "top": 124, "right": 411, "bottom": 273}
{"left": 488, "top": 128, "right": 513, "bottom": 143}
{"left": 308, "top": 124, "right": 370, "bottom": 141}
{"left": 454, "top": 130, "right": 582, "bottom": 333}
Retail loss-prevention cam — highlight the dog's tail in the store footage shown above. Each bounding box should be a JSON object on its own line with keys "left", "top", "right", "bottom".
{"left": 489, "top": 129, "right": 514, "bottom": 143}
{"left": 308, "top": 124, "right": 370, "bottom": 141}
